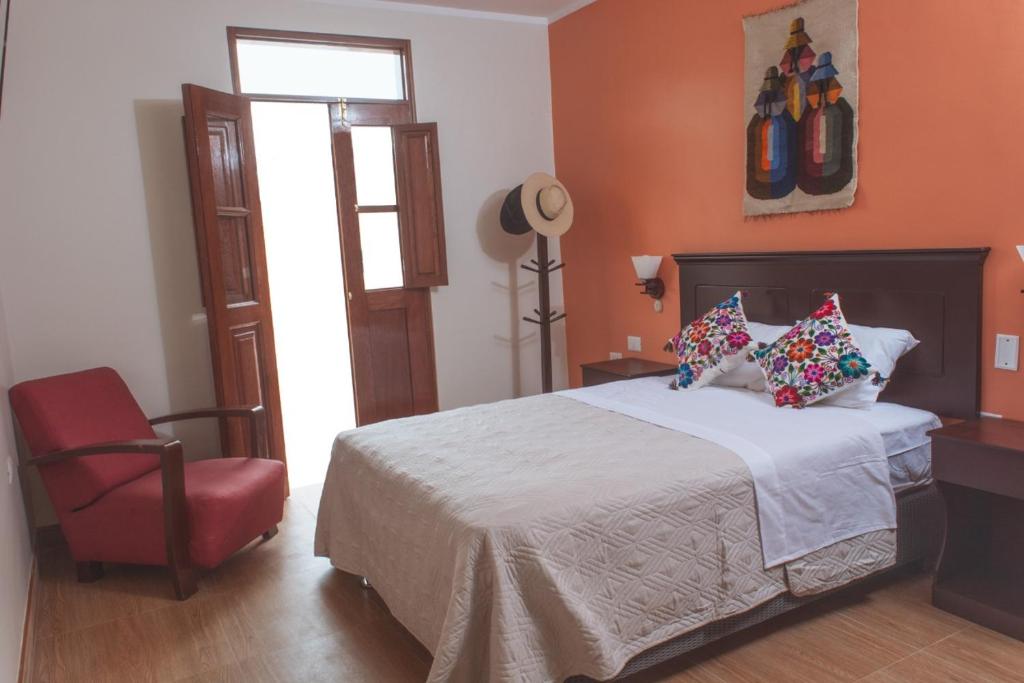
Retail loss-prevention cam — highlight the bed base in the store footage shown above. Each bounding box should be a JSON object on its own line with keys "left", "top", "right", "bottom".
{"left": 568, "top": 484, "right": 944, "bottom": 682}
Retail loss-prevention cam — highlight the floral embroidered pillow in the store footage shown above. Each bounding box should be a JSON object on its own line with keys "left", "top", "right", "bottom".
{"left": 753, "top": 293, "right": 873, "bottom": 408}
{"left": 668, "top": 291, "right": 755, "bottom": 390}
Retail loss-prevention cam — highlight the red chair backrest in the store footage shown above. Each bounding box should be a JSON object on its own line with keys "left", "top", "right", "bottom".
{"left": 10, "top": 367, "right": 160, "bottom": 513}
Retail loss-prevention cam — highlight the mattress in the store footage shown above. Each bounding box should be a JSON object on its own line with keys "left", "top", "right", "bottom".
{"left": 315, "top": 391, "right": 897, "bottom": 683}
{"left": 859, "top": 401, "right": 942, "bottom": 492}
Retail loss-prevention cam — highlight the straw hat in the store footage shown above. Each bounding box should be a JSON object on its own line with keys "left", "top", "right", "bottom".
{"left": 499, "top": 172, "right": 575, "bottom": 237}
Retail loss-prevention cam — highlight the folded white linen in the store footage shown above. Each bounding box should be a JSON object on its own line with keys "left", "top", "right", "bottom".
{"left": 560, "top": 377, "right": 896, "bottom": 567}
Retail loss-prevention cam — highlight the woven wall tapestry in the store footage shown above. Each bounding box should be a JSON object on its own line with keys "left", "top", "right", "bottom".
{"left": 743, "top": 0, "right": 858, "bottom": 217}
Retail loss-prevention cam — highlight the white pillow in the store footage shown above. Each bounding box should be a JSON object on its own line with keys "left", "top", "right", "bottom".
{"left": 820, "top": 324, "right": 919, "bottom": 408}
{"left": 713, "top": 321, "right": 792, "bottom": 391}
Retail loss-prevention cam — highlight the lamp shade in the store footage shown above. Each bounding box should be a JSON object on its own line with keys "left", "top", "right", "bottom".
{"left": 632, "top": 255, "right": 662, "bottom": 280}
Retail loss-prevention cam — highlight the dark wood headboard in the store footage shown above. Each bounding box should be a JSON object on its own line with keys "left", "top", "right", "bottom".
{"left": 673, "top": 249, "right": 989, "bottom": 419}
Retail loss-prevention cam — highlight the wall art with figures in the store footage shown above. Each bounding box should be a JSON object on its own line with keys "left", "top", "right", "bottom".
{"left": 743, "top": 0, "right": 858, "bottom": 216}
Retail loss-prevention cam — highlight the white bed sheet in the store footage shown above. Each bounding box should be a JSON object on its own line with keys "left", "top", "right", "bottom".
{"left": 858, "top": 401, "right": 942, "bottom": 492}
{"left": 560, "top": 377, "right": 896, "bottom": 569}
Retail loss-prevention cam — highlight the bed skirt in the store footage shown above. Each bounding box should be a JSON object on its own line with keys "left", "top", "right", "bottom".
{"left": 568, "top": 483, "right": 944, "bottom": 682}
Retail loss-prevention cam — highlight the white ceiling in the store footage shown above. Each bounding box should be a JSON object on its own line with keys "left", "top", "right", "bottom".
{"left": 343, "top": 0, "right": 597, "bottom": 22}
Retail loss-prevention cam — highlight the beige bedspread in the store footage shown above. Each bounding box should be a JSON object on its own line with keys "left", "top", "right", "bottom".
{"left": 314, "top": 395, "right": 895, "bottom": 682}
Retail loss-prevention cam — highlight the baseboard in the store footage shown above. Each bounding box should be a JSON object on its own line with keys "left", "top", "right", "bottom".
{"left": 17, "top": 555, "right": 37, "bottom": 683}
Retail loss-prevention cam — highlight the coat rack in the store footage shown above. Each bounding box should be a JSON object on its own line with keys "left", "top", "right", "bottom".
{"left": 520, "top": 235, "right": 566, "bottom": 393}
{"left": 499, "top": 173, "right": 574, "bottom": 395}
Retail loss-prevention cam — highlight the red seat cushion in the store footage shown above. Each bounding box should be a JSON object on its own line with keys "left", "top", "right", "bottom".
{"left": 10, "top": 367, "right": 160, "bottom": 513}
{"left": 62, "top": 457, "right": 286, "bottom": 568}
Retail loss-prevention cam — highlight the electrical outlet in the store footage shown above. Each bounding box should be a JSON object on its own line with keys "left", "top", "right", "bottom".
{"left": 627, "top": 336, "right": 642, "bottom": 352}
{"left": 995, "top": 334, "right": 1019, "bottom": 371}
{"left": 609, "top": 351, "right": 622, "bottom": 360}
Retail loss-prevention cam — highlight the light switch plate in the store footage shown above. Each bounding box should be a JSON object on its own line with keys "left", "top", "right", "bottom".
{"left": 627, "top": 336, "right": 642, "bottom": 352}
{"left": 995, "top": 334, "right": 1019, "bottom": 371}
{"left": 609, "top": 351, "right": 622, "bottom": 360}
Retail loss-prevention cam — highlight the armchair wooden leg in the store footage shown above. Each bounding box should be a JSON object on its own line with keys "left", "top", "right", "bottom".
{"left": 170, "top": 566, "right": 198, "bottom": 601}
{"left": 161, "top": 442, "right": 197, "bottom": 601}
{"left": 76, "top": 561, "right": 104, "bottom": 583}
{"left": 262, "top": 525, "right": 278, "bottom": 541}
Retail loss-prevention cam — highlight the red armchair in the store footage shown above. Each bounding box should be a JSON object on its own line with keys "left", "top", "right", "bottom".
{"left": 10, "top": 367, "right": 285, "bottom": 599}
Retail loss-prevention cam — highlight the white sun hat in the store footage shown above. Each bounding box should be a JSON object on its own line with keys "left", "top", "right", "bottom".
{"left": 499, "top": 172, "right": 575, "bottom": 237}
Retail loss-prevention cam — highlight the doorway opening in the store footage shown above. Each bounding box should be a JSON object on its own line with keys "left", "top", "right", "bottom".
{"left": 196, "top": 27, "right": 446, "bottom": 488}
{"left": 231, "top": 28, "right": 417, "bottom": 487}
{"left": 250, "top": 101, "right": 354, "bottom": 488}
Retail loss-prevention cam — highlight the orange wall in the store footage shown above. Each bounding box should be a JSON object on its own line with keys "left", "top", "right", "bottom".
{"left": 550, "top": 0, "right": 1024, "bottom": 419}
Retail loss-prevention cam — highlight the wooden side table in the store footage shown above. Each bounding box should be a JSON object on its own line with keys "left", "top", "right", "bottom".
{"left": 580, "top": 358, "right": 676, "bottom": 387}
{"left": 929, "top": 418, "right": 1024, "bottom": 640}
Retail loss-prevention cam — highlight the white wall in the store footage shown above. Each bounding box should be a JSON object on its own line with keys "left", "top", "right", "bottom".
{"left": 0, "top": 281, "right": 33, "bottom": 681}
{"left": 0, "top": 0, "right": 565, "bottom": 493}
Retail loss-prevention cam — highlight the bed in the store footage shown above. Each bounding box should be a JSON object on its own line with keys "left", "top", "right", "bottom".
{"left": 315, "top": 248, "right": 988, "bottom": 682}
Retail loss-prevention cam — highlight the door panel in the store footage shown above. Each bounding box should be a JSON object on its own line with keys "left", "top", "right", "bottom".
{"left": 393, "top": 123, "right": 447, "bottom": 287}
{"left": 366, "top": 288, "right": 438, "bottom": 422}
{"left": 366, "top": 307, "right": 414, "bottom": 419}
{"left": 228, "top": 321, "right": 269, "bottom": 455}
{"left": 208, "top": 119, "right": 246, "bottom": 205}
{"left": 182, "top": 83, "right": 287, "bottom": 467}
{"left": 217, "top": 215, "right": 257, "bottom": 304}
{"left": 329, "top": 102, "right": 440, "bottom": 425}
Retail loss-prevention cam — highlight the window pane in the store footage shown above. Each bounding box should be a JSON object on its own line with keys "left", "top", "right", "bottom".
{"left": 359, "top": 212, "right": 404, "bottom": 290}
{"left": 236, "top": 39, "right": 405, "bottom": 100}
{"left": 351, "top": 126, "right": 397, "bottom": 206}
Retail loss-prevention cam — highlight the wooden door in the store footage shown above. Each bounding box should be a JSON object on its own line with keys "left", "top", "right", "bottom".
{"left": 329, "top": 103, "right": 446, "bottom": 425}
{"left": 182, "top": 84, "right": 287, "bottom": 466}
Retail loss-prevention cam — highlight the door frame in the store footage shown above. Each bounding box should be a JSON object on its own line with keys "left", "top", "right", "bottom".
{"left": 225, "top": 27, "right": 439, "bottom": 425}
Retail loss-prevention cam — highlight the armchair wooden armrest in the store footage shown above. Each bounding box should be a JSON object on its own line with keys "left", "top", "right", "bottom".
{"left": 148, "top": 405, "right": 268, "bottom": 459}
{"left": 22, "top": 437, "right": 183, "bottom": 468}
{"left": 148, "top": 405, "right": 265, "bottom": 424}
{"left": 24, "top": 436, "right": 196, "bottom": 599}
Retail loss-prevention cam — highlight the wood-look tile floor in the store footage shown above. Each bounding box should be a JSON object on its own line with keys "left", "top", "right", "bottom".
{"left": 26, "top": 485, "right": 1024, "bottom": 682}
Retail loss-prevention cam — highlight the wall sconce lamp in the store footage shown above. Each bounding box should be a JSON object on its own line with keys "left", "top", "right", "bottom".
{"left": 632, "top": 255, "right": 665, "bottom": 312}
{"left": 1018, "top": 245, "right": 1024, "bottom": 293}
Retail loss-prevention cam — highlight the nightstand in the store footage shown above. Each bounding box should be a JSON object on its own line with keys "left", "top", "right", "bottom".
{"left": 580, "top": 358, "right": 677, "bottom": 387}
{"left": 929, "top": 418, "right": 1024, "bottom": 640}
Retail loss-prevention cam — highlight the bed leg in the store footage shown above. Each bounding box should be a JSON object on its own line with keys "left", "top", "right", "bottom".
{"left": 360, "top": 576, "right": 372, "bottom": 589}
